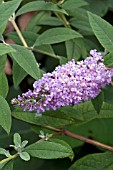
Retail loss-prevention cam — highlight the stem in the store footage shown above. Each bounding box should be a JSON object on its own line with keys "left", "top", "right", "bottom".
{"left": 64, "top": 129, "right": 113, "bottom": 152}
{"left": 27, "top": 47, "right": 61, "bottom": 60}
{"left": 9, "top": 16, "right": 28, "bottom": 48}
{"left": 9, "top": 17, "right": 61, "bottom": 60}
{"left": 0, "top": 153, "right": 18, "bottom": 165}
{"left": 107, "top": 67, "right": 113, "bottom": 70}
{"left": 54, "top": 12, "right": 71, "bottom": 28}
{"left": 42, "top": 125, "right": 61, "bottom": 132}
{"left": 41, "top": 125, "right": 113, "bottom": 152}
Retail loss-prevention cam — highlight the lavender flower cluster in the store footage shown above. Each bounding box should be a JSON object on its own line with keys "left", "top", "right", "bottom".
{"left": 11, "top": 50, "right": 113, "bottom": 114}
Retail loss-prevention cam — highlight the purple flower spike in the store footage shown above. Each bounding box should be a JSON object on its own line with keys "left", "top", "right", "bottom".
{"left": 11, "top": 50, "right": 113, "bottom": 114}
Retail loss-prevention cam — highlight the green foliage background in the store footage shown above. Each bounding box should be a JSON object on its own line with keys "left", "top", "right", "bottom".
{"left": 0, "top": 0, "right": 113, "bottom": 169}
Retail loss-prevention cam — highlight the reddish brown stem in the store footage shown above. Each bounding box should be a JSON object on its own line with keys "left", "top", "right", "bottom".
{"left": 107, "top": 67, "right": 113, "bottom": 70}
{"left": 64, "top": 129, "right": 113, "bottom": 152}
{"left": 42, "top": 125, "right": 113, "bottom": 152}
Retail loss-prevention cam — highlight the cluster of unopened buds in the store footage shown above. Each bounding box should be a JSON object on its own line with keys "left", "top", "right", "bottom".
{"left": 11, "top": 50, "right": 113, "bottom": 114}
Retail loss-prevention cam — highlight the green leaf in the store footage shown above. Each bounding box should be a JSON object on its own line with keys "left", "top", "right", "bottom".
{"left": 62, "top": 0, "right": 88, "bottom": 10}
{"left": 0, "top": 163, "right": 6, "bottom": 169}
{"left": 91, "top": 91, "right": 104, "bottom": 114}
{"left": 49, "top": 138, "right": 74, "bottom": 160}
{"left": 73, "top": 101, "right": 113, "bottom": 120}
{"left": 11, "top": 44, "right": 40, "bottom": 80}
{"left": 16, "top": 1, "right": 68, "bottom": 16}
{"left": 59, "top": 57, "right": 68, "bottom": 65}
{"left": 70, "top": 17, "right": 93, "bottom": 35}
{"left": 85, "top": 0, "right": 109, "bottom": 17}
{"left": 109, "top": 0, "right": 113, "bottom": 10}
{"left": 0, "top": 72, "right": 8, "bottom": 98}
{"left": 69, "top": 152, "right": 113, "bottom": 170}
{"left": 66, "top": 118, "right": 113, "bottom": 148}
{"left": 7, "top": 31, "right": 38, "bottom": 47}
{"left": 26, "top": 11, "right": 63, "bottom": 28}
{"left": 72, "top": 101, "right": 97, "bottom": 125}
{"left": 84, "top": 38, "right": 100, "bottom": 52}
{"left": 38, "top": 16, "right": 63, "bottom": 26}
{"left": 68, "top": 8, "right": 93, "bottom": 35}
{"left": 0, "top": 148, "right": 10, "bottom": 158}
{"left": 34, "top": 28, "right": 82, "bottom": 46}
{"left": 13, "top": 65, "right": 44, "bottom": 87}
{"left": 0, "top": 96, "right": 11, "bottom": 134}
{"left": 12, "top": 110, "right": 74, "bottom": 127}
{"left": 14, "top": 133, "right": 21, "bottom": 147}
{"left": 25, "top": 139, "right": 74, "bottom": 159}
{"left": 104, "top": 51, "right": 113, "bottom": 67}
{"left": 0, "top": 23, "right": 6, "bottom": 35}
{"left": 2, "top": 161, "right": 14, "bottom": 170}
{"left": 98, "top": 102, "right": 113, "bottom": 119}
{"left": 0, "top": 44, "right": 15, "bottom": 55}
{"left": 13, "top": 61, "right": 27, "bottom": 87}
{"left": 0, "top": 55, "right": 6, "bottom": 72}
{"left": 65, "top": 38, "right": 87, "bottom": 60}
{"left": 13, "top": 99, "right": 113, "bottom": 128}
{"left": 0, "top": 0, "right": 22, "bottom": 34}
{"left": 60, "top": 106, "right": 84, "bottom": 121}
{"left": 0, "top": 148, "right": 7, "bottom": 155}
{"left": 26, "top": 11, "right": 50, "bottom": 31}
{"left": 103, "top": 85, "right": 113, "bottom": 105}
{"left": 88, "top": 11, "right": 113, "bottom": 52}
{"left": 12, "top": 101, "right": 98, "bottom": 128}
{"left": 21, "top": 140, "right": 28, "bottom": 148}
{"left": 19, "top": 152, "right": 30, "bottom": 161}
{"left": 34, "top": 44, "right": 55, "bottom": 56}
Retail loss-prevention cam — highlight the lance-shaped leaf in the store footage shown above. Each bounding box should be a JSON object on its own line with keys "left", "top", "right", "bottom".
{"left": 0, "top": 148, "right": 10, "bottom": 157}
{"left": 0, "top": 96, "right": 11, "bottom": 134}
{"left": 69, "top": 152, "right": 113, "bottom": 170}
{"left": 11, "top": 44, "right": 40, "bottom": 80}
{"left": 13, "top": 61, "right": 27, "bottom": 87}
{"left": 104, "top": 51, "right": 113, "bottom": 67}
{"left": 65, "top": 38, "right": 87, "bottom": 60}
{"left": 34, "top": 27, "right": 82, "bottom": 46}
{"left": 0, "top": 72, "right": 8, "bottom": 98}
{"left": 88, "top": 11, "right": 113, "bottom": 52}
{"left": 0, "top": 0, "right": 22, "bottom": 34}
{"left": 16, "top": 1, "right": 68, "bottom": 17}
{"left": 91, "top": 91, "right": 104, "bottom": 114}
{"left": 12, "top": 110, "right": 74, "bottom": 127}
{"left": 25, "top": 139, "right": 74, "bottom": 160}
{"left": 7, "top": 31, "right": 38, "bottom": 47}
{"left": 103, "top": 85, "right": 113, "bottom": 105}
{"left": 2, "top": 161, "right": 14, "bottom": 170}
{"left": 98, "top": 102, "right": 113, "bottom": 118}
{"left": 0, "top": 55, "right": 6, "bottom": 72}
{"left": 85, "top": 0, "right": 109, "bottom": 17}
{"left": 62, "top": 0, "right": 88, "bottom": 10}
{"left": 0, "top": 44, "right": 15, "bottom": 55}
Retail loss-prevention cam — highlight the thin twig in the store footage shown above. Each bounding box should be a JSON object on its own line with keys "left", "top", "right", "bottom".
{"left": 42, "top": 125, "right": 62, "bottom": 132}
{"left": 9, "top": 16, "right": 28, "bottom": 48}
{"left": 9, "top": 17, "right": 61, "bottom": 60}
{"left": 64, "top": 129, "right": 113, "bottom": 152}
{"left": 27, "top": 47, "right": 61, "bottom": 59}
{"left": 39, "top": 125, "right": 113, "bottom": 152}
{"left": 0, "top": 153, "right": 18, "bottom": 165}
{"left": 54, "top": 12, "right": 71, "bottom": 28}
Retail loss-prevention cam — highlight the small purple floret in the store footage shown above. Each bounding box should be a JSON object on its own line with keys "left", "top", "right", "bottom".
{"left": 11, "top": 50, "right": 113, "bottom": 114}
